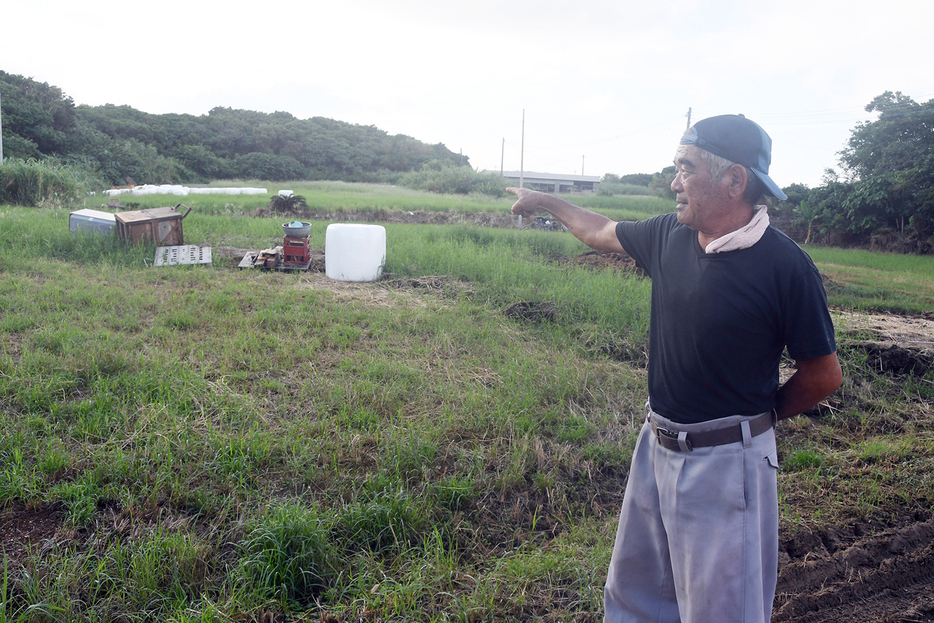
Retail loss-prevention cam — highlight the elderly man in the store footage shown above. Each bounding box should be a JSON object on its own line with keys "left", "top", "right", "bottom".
{"left": 508, "top": 114, "right": 842, "bottom": 623}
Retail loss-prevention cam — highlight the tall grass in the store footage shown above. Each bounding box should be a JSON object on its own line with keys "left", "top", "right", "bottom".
{"left": 0, "top": 159, "right": 98, "bottom": 208}
{"left": 806, "top": 246, "right": 934, "bottom": 314}
{"left": 384, "top": 223, "right": 651, "bottom": 349}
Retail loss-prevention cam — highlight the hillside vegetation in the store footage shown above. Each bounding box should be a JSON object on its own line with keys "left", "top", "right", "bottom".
{"left": 0, "top": 71, "right": 468, "bottom": 185}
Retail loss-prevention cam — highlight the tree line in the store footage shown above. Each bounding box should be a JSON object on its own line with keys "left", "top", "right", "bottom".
{"left": 785, "top": 91, "right": 934, "bottom": 251}
{"left": 0, "top": 71, "right": 469, "bottom": 186}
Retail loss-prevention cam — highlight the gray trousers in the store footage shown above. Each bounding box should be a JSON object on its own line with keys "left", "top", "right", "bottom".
{"left": 604, "top": 407, "right": 779, "bottom": 623}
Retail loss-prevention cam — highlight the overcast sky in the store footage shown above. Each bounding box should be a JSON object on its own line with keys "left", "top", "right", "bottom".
{"left": 4, "top": 0, "right": 932, "bottom": 188}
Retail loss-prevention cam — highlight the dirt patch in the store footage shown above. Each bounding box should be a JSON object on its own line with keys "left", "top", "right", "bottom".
{"left": 504, "top": 301, "right": 560, "bottom": 323}
{"left": 836, "top": 311, "right": 934, "bottom": 351}
{"left": 0, "top": 505, "right": 65, "bottom": 564}
{"left": 849, "top": 343, "right": 933, "bottom": 375}
{"left": 383, "top": 275, "right": 474, "bottom": 299}
{"left": 541, "top": 250, "right": 645, "bottom": 275}
{"left": 835, "top": 310, "right": 934, "bottom": 376}
{"left": 572, "top": 251, "right": 643, "bottom": 274}
{"left": 774, "top": 309, "right": 934, "bottom": 621}
{"left": 774, "top": 512, "right": 934, "bottom": 622}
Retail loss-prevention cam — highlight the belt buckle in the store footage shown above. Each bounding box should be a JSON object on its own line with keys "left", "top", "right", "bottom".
{"left": 655, "top": 426, "right": 693, "bottom": 452}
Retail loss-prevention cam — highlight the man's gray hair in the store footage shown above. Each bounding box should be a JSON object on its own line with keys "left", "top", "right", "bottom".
{"left": 692, "top": 148, "right": 734, "bottom": 179}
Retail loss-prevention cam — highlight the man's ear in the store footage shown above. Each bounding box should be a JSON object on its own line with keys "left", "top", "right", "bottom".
{"left": 727, "top": 164, "right": 748, "bottom": 199}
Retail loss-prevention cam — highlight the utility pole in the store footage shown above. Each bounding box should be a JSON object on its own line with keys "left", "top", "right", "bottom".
{"left": 518, "top": 110, "right": 525, "bottom": 229}
{"left": 582, "top": 155, "right": 585, "bottom": 176}
{"left": 685, "top": 107, "right": 692, "bottom": 131}
{"left": 500, "top": 137, "right": 504, "bottom": 176}
{"left": 0, "top": 86, "right": 4, "bottom": 163}
{"left": 519, "top": 109, "right": 525, "bottom": 189}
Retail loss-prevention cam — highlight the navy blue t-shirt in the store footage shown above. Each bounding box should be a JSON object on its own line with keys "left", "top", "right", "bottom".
{"left": 616, "top": 213, "right": 836, "bottom": 423}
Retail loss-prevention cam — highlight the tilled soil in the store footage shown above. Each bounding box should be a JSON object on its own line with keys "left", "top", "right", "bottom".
{"left": 774, "top": 514, "right": 934, "bottom": 622}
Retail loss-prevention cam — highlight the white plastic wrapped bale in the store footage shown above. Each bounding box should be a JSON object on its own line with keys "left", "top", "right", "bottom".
{"left": 278, "top": 190, "right": 294, "bottom": 197}
{"left": 132, "top": 184, "right": 190, "bottom": 196}
{"left": 107, "top": 186, "right": 266, "bottom": 196}
{"left": 325, "top": 224, "right": 386, "bottom": 282}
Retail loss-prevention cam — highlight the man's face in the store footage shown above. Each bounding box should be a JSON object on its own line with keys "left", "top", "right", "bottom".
{"left": 670, "top": 145, "right": 732, "bottom": 233}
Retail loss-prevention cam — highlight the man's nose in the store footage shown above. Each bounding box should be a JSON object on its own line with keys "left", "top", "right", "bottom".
{"left": 670, "top": 173, "right": 683, "bottom": 192}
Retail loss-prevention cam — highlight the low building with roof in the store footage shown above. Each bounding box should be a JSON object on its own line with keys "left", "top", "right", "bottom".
{"left": 493, "top": 171, "right": 600, "bottom": 194}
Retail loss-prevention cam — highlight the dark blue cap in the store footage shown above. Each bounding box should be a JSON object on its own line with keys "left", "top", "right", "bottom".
{"left": 680, "top": 114, "right": 787, "bottom": 200}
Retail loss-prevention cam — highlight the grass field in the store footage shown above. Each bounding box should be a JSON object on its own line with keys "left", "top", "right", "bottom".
{"left": 1, "top": 184, "right": 932, "bottom": 621}
{"left": 97, "top": 181, "right": 675, "bottom": 222}
{"left": 806, "top": 246, "right": 934, "bottom": 316}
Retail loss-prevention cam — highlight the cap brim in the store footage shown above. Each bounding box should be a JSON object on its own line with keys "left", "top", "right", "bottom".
{"left": 752, "top": 168, "right": 787, "bottom": 201}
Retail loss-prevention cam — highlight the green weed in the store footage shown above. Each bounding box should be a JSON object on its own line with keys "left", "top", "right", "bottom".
{"left": 238, "top": 503, "right": 338, "bottom": 608}
{"left": 783, "top": 447, "right": 826, "bottom": 471}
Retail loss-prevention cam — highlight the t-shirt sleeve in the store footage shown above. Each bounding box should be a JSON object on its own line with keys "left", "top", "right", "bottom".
{"left": 783, "top": 260, "right": 837, "bottom": 361}
{"left": 616, "top": 214, "right": 677, "bottom": 277}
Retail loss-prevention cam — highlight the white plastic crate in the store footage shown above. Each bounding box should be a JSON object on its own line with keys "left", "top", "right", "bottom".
{"left": 153, "top": 245, "right": 212, "bottom": 267}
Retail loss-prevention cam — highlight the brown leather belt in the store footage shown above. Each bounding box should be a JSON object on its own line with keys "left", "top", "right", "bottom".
{"left": 649, "top": 410, "right": 775, "bottom": 452}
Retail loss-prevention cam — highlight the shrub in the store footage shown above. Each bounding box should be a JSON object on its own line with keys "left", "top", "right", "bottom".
{"left": 619, "top": 173, "right": 654, "bottom": 186}
{"left": 268, "top": 193, "right": 309, "bottom": 215}
{"left": 397, "top": 162, "right": 508, "bottom": 197}
{"left": 598, "top": 183, "right": 656, "bottom": 197}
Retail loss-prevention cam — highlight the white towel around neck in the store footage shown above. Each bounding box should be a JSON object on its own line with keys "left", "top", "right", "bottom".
{"left": 704, "top": 205, "right": 770, "bottom": 254}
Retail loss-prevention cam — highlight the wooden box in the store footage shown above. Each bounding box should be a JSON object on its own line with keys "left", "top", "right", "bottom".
{"left": 115, "top": 205, "right": 191, "bottom": 245}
